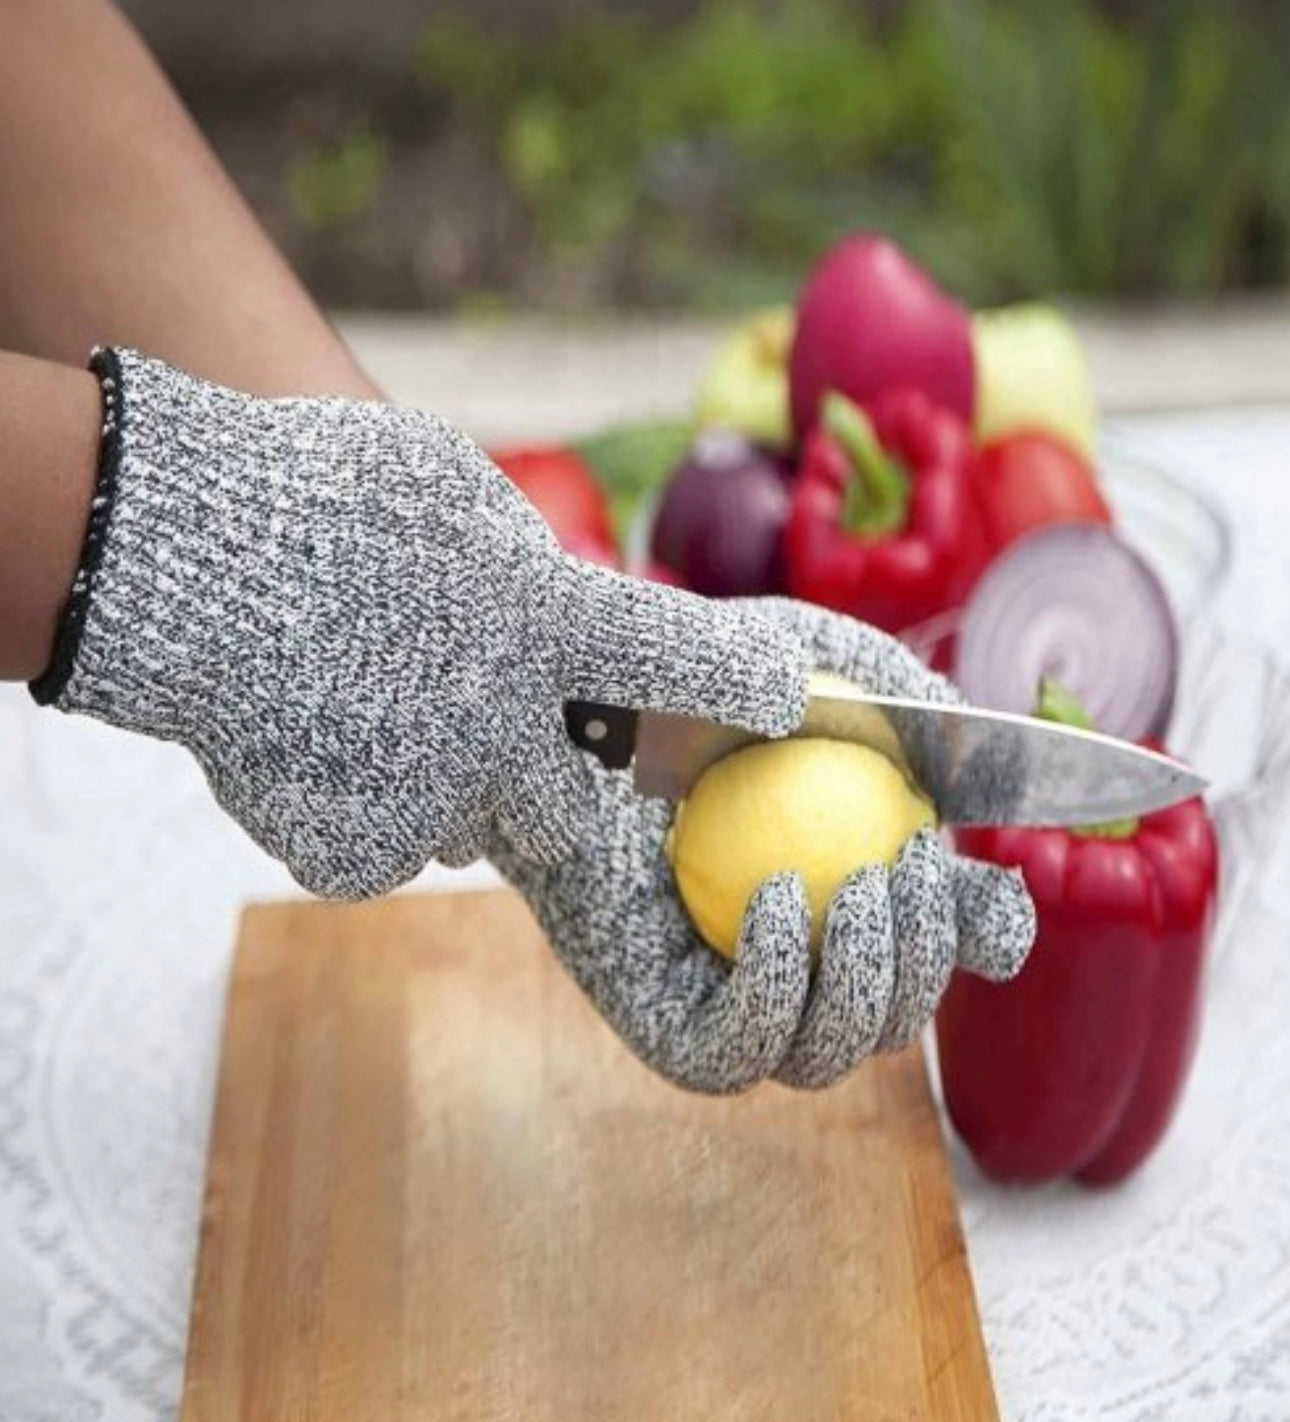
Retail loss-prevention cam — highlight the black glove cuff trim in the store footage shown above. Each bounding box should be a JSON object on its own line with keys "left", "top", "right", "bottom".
{"left": 29, "top": 347, "right": 124, "bottom": 707}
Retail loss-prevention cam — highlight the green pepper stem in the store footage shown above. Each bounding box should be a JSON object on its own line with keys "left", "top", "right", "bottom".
{"left": 824, "top": 392, "right": 910, "bottom": 538}
{"left": 1036, "top": 677, "right": 1095, "bottom": 731}
{"left": 1034, "top": 678, "right": 1140, "bottom": 839}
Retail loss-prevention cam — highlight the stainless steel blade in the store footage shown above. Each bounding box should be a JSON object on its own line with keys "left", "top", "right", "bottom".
{"left": 632, "top": 689, "right": 1208, "bottom": 826}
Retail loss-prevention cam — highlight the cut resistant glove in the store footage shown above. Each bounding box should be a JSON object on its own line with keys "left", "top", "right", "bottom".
{"left": 490, "top": 597, "right": 1036, "bottom": 1095}
{"left": 32, "top": 348, "right": 809, "bottom": 897}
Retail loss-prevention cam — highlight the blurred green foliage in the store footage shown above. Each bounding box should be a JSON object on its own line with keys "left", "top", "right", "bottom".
{"left": 288, "top": 123, "right": 389, "bottom": 230}
{"left": 405, "top": 0, "right": 1290, "bottom": 307}
{"left": 413, "top": 0, "right": 951, "bottom": 306}
{"left": 257, "top": 0, "right": 1290, "bottom": 308}
{"left": 939, "top": 0, "right": 1290, "bottom": 296}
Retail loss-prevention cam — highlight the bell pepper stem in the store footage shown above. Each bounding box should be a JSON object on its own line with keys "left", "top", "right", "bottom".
{"left": 1035, "top": 678, "right": 1140, "bottom": 839}
{"left": 1036, "top": 677, "right": 1096, "bottom": 731}
{"left": 824, "top": 392, "right": 910, "bottom": 537}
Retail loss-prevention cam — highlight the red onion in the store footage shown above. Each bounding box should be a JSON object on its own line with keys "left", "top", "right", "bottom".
{"left": 649, "top": 430, "right": 792, "bottom": 597}
{"left": 954, "top": 524, "right": 1178, "bottom": 740}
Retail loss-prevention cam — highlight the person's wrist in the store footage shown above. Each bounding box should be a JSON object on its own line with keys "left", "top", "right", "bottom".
{"left": 0, "top": 356, "right": 101, "bottom": 682}
{"left": 30, "top": 348, "right": 120, "bottom": 701}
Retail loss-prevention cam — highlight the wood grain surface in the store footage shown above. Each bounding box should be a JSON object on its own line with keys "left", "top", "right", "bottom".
{"left": 181, "top": 889, "right": 998, "bottom": 1422}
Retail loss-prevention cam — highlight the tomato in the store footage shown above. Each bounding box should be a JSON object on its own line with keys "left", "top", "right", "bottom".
{"left": 974, "top": 430, "right": 1111, "bottom": 553}
{"left": 491, "top": 446, "right": 619, "bottom": 563}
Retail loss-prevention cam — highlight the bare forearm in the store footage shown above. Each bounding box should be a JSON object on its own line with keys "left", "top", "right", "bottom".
{"left": 0, "top": 353, "right": 99, "bottom": 680}
{"left": 0, "top": 0, "right": 378, "bottom": 399}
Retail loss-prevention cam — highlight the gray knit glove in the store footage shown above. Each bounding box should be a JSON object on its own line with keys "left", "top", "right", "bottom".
{"left": 32, "top": 348, "right": 808, "bottom": 897}
{"left": 490, "top": 598, "right": 1035, "bottom": 1095}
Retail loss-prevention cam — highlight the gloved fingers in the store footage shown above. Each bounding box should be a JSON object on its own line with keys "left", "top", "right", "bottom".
{"left": 774, "top": 865, "right": 896, "bottom": 1090}
{"left": 950, "top": 856, "right": 1036, "bottom": 982}
{"left": 199, "top": 752, "right": 434, "bottom": 899}
{"left": 285, "top": 843, "right": 428, "bottom": 898}
{"left": 650, "top": 873, "right": 811, "bottom": 1094}
{"left": 561, "top": 561, "right": 809, "bottom": 738}
{"left": 734, "top": 596, "right": 961, "bottom": 705}
{"left": 236, "top": 789, "right": 434, "bottom": 900}
{"left": 875, "top": 828, "right": 958, "bottom": 1053}
{"left": 492, "top": 716, "right": 595, "bottom": 866}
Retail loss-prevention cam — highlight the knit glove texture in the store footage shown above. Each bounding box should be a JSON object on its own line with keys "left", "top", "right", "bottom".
{"left": 38, "top": 349, "right": 1034, "bottom": 1096}
{"left": 33, "top": 348, "right": 808, "bottom": 897}
{"left": 490, "top": 598, "right": 1035, "bottom": 1094}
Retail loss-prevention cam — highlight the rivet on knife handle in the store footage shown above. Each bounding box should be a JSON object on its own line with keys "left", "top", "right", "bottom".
{"left": 564, "top": 701, "right": 638, "bottom": 771}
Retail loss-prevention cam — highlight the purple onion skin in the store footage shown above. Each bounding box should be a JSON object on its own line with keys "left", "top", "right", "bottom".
{"left": 650, "top": 430, "right": 793, "bottom": 598}
{"left": 953, "top": 524, "right": 1179, "bottom": 743}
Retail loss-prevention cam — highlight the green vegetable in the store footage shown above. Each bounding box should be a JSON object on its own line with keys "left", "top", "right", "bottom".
{"left": 575, "top": 420, "right": 693, "bottom": 540}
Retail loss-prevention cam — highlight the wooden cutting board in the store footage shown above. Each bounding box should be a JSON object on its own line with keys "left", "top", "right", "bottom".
{"left": 181, "top": 890, "right": 997, "bottom": 1422}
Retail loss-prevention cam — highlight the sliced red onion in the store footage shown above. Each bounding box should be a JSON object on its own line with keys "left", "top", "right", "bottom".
{"left": 954, "top": 524, "right": 1178, "bottom": 740}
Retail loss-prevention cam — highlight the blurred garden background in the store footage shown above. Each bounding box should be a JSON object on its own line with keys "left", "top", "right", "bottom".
{"left": 117, "top": 0, "right": 1290, "bottom": 316}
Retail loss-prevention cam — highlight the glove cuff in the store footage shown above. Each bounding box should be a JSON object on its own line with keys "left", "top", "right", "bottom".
{"left": 27, "top": 346, "right": 269, "bottom": 739}
{"left": 30, "top": 347, "right": 124, "bottom": 707}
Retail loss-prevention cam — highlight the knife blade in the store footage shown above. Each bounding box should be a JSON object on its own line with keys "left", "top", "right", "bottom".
{"left": 564, "top": 690, "right": 1207, "bottom": 827}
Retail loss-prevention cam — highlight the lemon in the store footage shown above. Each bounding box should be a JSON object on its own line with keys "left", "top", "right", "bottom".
{"left": 666, "top": 678, "right": 935, "bottom": 959}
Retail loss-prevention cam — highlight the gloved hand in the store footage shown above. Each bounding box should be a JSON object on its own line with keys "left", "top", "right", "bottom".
{"left": 490, "top": 598, "right": 1036, "bottom": 1094}
{"left": 40, "top": 348, "right": 1034, "bottom": 1097}
{"left": 33, "top": 348, "right": 809, "bottom": 897}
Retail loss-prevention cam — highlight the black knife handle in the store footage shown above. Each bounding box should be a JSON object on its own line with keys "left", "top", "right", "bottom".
{"left": 563, "top": 700, "right": 639, "bottom": 771}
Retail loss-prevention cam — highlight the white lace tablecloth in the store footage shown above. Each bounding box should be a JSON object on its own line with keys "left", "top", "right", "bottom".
{"left": 3, "top": 407, "right": 1290, "bottom": 1422}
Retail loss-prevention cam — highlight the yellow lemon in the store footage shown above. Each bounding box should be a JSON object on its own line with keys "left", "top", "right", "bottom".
{"left": 666, "top": 677, "right": 935, "bottom": 959}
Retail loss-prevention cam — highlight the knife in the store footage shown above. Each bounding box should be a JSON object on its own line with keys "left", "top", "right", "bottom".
{"left": 563, "top": 688, "right": 1207, "bottom": 827}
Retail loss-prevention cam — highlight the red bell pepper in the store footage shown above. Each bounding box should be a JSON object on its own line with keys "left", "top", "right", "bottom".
{"left": 784, "top": 389, "right": 987, "bottom": 633}
{"left": 936, "top": 686, "right": 1219, "bottom": 1186}
{"left": 491, "top": 445, "right": 619, "bottom": 566}
{"left": 974, "top": 429, "right": 1112, "bottom": 554}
